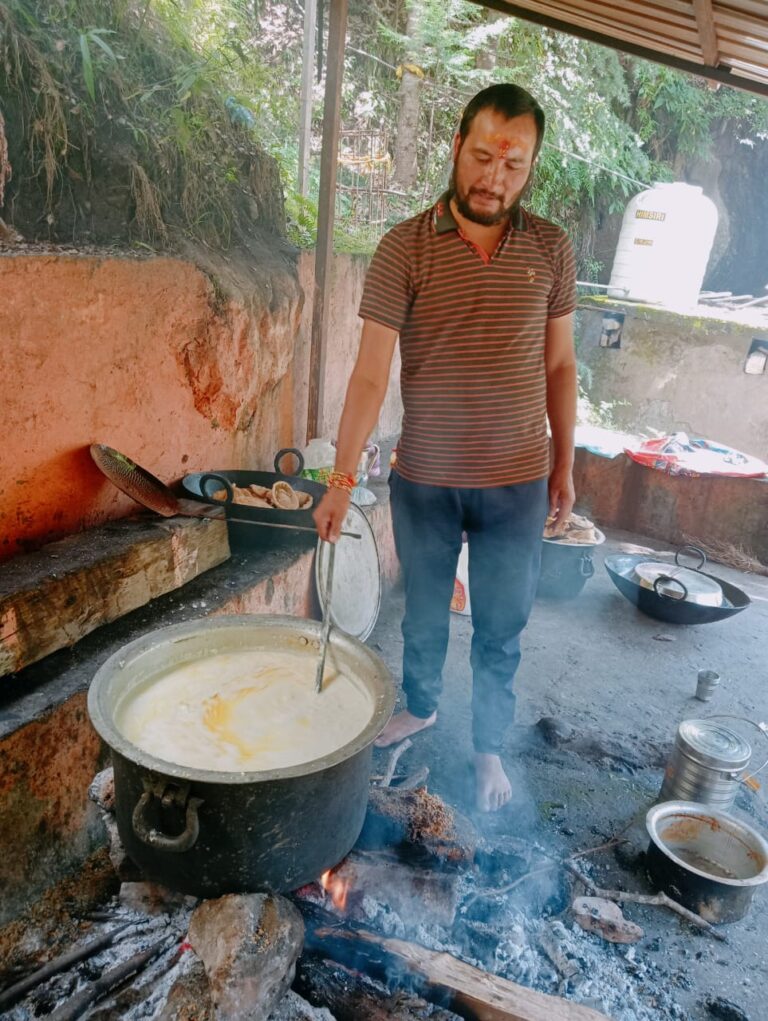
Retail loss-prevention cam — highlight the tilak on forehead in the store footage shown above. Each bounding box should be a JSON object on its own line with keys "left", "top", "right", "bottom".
{"left": 486, "top": 133, "right": 525, "bottom": 158}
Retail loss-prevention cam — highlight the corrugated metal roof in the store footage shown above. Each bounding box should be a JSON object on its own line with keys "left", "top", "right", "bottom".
{"left": 473, "top": 1, "right": 768, "bottom": 96}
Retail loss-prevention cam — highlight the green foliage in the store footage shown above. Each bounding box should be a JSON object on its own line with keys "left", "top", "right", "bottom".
{"left": 3, "top": 0, "right": 767, "bottom": 269}
{"left": 632, "top": 63, "right": 768, "bottom": 160}
{"left": 0, "top": 0, "right": 285, "bottom": 246}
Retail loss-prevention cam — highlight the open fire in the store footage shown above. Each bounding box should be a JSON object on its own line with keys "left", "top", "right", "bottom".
{"left": 318, "top": 867, "right": 350, "bottom": 913}
{"left": 0, "top": 760, "right": 744, "bottom": 1021}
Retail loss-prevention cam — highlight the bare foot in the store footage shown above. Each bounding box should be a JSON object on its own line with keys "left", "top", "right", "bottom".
{"left": 474, "top": 753, "right": 512, "bottom": 812}
{"left": 374, "top": 710, "right": 437, "bottom": 748}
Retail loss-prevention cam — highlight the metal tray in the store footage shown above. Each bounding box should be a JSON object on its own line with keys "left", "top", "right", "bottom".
{"left": 315, "top": 505, "right": 381, "bottom": 641}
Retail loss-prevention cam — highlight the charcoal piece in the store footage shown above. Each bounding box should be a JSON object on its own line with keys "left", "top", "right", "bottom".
{"left": 706, "top": 996, "right": 750, "bottom": 1021}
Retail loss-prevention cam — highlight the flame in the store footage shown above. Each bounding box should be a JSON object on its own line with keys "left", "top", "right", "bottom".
{"left": 319, "top": 867, "right": 350, "bottom": 912}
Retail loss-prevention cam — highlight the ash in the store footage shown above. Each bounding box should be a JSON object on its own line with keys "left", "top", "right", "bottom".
{"left": 4, "top": 904, "right": 193, "bottom": 1021}
{"left": 483, "top": 911, "right": 686, "bottom": 1021}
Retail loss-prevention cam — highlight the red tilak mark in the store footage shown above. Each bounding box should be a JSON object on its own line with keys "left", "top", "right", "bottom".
{"left": 496, "top": 140, "right": 511, "bottom": 158}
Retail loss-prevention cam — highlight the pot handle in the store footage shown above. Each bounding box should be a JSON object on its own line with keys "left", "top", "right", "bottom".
{"left": 200, "top": 473, "right": 234, "bottom": 506}
{"left": 274, "top": 448, "right": 305, "bottom": 475}
{"left": 675, "top": 544, "right": 707, "bottom": 571}
{"left": 653, "top": 575, "right": 688, "bottom": 601}
{"left": 705, "top": 716, "right": 768, "bottom": 787}
{"left": 132, "top": 777, "right": 203, "bottom": 853}
{"left": 580, "top": 554, "right": 595, "bottom": 578}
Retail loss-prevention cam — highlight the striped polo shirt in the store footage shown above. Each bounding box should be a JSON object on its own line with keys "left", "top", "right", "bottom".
{"left": 358, "top": 193, "right": 576, "bottom": 488}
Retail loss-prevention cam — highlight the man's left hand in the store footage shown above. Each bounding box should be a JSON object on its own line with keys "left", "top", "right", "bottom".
{"left": 548, "top": 464, "right": 575, "bottom": 532}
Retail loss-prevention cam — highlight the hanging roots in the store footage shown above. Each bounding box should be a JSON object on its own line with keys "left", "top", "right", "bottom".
{"left": 0, "top": 108, "right": 11, "bottom": 208}
{"left": 129, "top": 162, "right": 167, "bottom": 241}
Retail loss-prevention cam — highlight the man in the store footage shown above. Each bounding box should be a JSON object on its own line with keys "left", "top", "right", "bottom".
{"left": 314, "top": 83, "right": 577, "bottom": 812}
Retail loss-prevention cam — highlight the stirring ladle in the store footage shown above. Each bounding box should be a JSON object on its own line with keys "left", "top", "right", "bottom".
{"left": 314, "top": 540, "right": 336, "bottom": 694}
{"left": 90, "top": 445, "right": 361, "bottom": 539}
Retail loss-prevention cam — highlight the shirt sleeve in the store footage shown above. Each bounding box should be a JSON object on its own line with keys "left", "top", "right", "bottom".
{"left": 547, "top": 231, "right": 577, "bottom": 319}
{"left": 358, "top": 228, "right": 413, "bottom": 332}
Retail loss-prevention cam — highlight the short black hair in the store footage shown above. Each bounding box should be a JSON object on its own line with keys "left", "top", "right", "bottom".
{"left": 458, "top": 83, "right": 545, "bottom": 157}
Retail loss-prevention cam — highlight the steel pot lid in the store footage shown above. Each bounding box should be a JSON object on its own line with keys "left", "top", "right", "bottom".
{"left": 632, "top": 562, "right": 723, "bottom": 606}
{"left": 678, "top": 720, "right": 752, "bottom": 771}
{"left": 315, "top": 505, "right": 381, "bottom": 642}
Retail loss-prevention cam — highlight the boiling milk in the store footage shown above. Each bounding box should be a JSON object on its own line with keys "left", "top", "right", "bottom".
{"left": 116, "top": 649, "right": 373, "bottom": 772}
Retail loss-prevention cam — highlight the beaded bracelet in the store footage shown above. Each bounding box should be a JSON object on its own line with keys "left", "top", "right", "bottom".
{"left": 327, "top": 470, "right": 355, "bottom": 494}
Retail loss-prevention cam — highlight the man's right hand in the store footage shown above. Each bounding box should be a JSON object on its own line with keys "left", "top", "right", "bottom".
{"left": 313, "top": 487, "right": 351, "bottom": 543}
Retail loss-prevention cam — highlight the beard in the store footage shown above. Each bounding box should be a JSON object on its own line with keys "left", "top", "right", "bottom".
{"left": 449, "top": 165, "right": 531, "bottom": 226}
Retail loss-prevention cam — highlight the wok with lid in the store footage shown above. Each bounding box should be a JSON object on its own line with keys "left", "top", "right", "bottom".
{"left": 604, "top": 545, "right": 750, "bottom": 624}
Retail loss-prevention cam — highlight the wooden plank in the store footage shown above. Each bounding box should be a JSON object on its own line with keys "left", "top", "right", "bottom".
{"left": 306, "top": 0, "right": 349, "bottom": 441}
{"left": 693, "top": 0, "right": 721, "bottom": 64}
{"left": 304, "top": 916, "right": 611, "bottom": 1021}
{"left": 503, "top": 0, "right": 702, "bottom": 55}
{"left": 469, "top": 1, "right": 768, "bottom": 96}
{"left": 720, "top": 0, "right": 768, "bottom": 20}
{"left": 716, "top": 9, "right": 768, "bottom": 44}
{"left": 569, "top": 0, "right": 696, "bottom": 31}
{"left": 0, "top": 517, "right": 230, "bottom": 677}
{"left": 507, "top": 0, "right": 697, "bottom": 32}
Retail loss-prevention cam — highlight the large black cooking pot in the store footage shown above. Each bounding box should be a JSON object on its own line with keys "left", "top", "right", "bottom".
{"left": 87, "top": 616, "right": 395, "bottom": 897}
{"left": 181, "top": 449, "right": 326, "bottom": 551}
{"left": 604, "top": 551, "right": 750, "bottom": 625}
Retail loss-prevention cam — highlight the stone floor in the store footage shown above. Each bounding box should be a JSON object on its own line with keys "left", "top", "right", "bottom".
{"left": 367, "top": 527, "right": 768, "bottom": 1021}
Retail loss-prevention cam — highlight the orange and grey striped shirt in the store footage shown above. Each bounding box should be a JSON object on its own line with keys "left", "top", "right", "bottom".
{"left": 359, "top": 193, "right": 576, "bottom": 488}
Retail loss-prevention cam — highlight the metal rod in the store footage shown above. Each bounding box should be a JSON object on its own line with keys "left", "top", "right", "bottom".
{"left": 315, "top": 540, "right": 335, "bottom": 693}
{"left": 188, "top": 509, "right": 361, "bottom": 540}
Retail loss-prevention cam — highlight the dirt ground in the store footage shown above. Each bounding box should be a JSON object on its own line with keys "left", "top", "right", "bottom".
{"left": 367, "top": 527, "right": 768, "bottom": 1021}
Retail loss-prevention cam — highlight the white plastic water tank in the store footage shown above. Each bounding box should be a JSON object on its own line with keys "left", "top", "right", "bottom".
{"left": 607, "top": 182, "right": 718, "bottom": 308}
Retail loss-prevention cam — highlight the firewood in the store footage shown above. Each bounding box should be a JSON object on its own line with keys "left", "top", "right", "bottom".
{"left": 380, "top": 738, "right": 413, "bottom": 787}
{"left": 0, "top": 922, "right": 132, "bottom": 1012}
{"left": 565, "top": 862, "right": 727, "bottom": 943}
{"left": 46, "top": 935, "right": 175, "bottom": 1021}
{"left": 302, "top": 908, "right": 611, "bottom": 1021}
{"left": 358, "top": 786, "right": 478, "bottom": 868}
{"left": 323, "top": 850, "right": 460, "bottom": 928}
{"left": 295, "top": 957, "right": 462, "bottom": 1020}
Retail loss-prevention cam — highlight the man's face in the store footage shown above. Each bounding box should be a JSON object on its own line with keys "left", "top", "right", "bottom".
{"left": 451, "top": 108, "right": 539, "bottom": 226}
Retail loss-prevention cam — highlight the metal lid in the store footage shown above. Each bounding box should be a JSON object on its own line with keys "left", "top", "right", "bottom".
{"left": 677, "top": 719, "right": 752, "bottom": 771}
{"left": 633, "top": 562, "right": 723, "bottom": 606}
{"left": 315, "top": 505, "right": 381, "bottom": 642}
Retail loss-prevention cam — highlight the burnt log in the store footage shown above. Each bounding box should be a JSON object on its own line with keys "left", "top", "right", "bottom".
{"left": 301, "top": 908, "right": 611, "bottom": 1021}
{"left": 0, "top": 923, "right": 132, "bottom": 1012}
{"left": 296, "top": 956, "right": 462, "bottom": 1020}
{"left": 357, "top": 787, "right": 478, "bottom": 868}
{"left": 322, "top": 850, "right": 460, "bottom": 929}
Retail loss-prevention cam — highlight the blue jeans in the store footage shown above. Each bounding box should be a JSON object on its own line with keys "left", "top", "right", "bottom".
{"left": 389, "top": 470, "right": 548, "bottom": 754}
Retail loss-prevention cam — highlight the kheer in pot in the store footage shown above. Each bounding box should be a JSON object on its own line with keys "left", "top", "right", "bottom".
{"left": 116, "top": 649, "right": 373, "bottom": 772}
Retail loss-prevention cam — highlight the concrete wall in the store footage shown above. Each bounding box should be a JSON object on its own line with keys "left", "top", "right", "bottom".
{"left": 0, "top": 249, "right": 401, "bottom": 563}
{"left": 573, "top": 449, "right": 768, "bottom": 564}
{"left": 577, "top": 299, "right": 768, "bottom": 459}
{"left": 294, "top": 252, "right": 402, "bottom": 446}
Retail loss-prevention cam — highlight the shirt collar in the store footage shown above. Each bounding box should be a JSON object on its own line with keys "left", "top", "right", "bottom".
{"left": 433, "top": 191, "right": 528, "bottom": 234}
